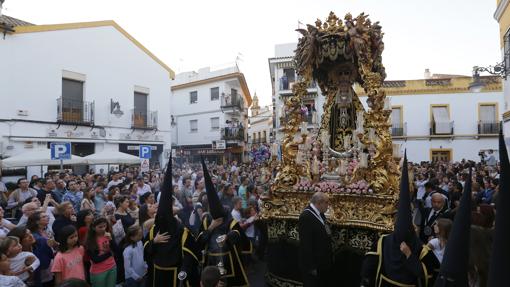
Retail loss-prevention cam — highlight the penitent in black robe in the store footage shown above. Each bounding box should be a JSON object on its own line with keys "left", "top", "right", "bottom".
{"left": 361, "top": 234, "right": 440, "bottom": 287}
{"left": 197, "top": 215, "right": 252, "bottom": 287}
{"left": 144, "top": 224, "right": 200, "bottom": 287}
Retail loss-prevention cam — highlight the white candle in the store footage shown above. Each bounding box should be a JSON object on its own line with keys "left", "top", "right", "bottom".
{"left": 384, "top": 98, "right": 391, "bottom": 110}
{"left": 339, "top": 159, "right": 347, "bottom": 174}
{"left": 312, "top": 156, "right": 319, "bottom": 174}
{"left": 356, "top": 111, "right": 364, "bottom": 133}
{"left": 392, "top": 143, "right": 400, "bottom": 158}
{"left": 360, "top": 153, "right": 368, "bottom": 168}
{"left": 344, "top": 135, "right": 351, "bottom": 150}
{"left": 368, "top": 128, "right": 376, "bottom": 142}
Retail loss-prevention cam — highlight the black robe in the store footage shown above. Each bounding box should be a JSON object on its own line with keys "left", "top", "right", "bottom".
{"left": 197, "top": 215, "right": 252, "bottom": 287}
{"left": 361, "top": 234, "right": 440, "bottom": 287}
{"left": 143, "top": 224, "right": 200, "bottom": 287}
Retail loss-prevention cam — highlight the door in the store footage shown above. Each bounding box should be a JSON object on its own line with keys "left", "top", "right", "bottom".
{"left": 431, "top": 149, "right": 451, "bottom": 162}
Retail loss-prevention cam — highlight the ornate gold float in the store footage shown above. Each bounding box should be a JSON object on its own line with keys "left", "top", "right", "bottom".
{"left": 262, "top": 12, "right": 400, "bottom": 234}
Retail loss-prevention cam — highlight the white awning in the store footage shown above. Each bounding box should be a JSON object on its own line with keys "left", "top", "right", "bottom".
{"left": 84, "top": 150, "right": 140, "bottom": 165}
{"left": 1, "top": 148, "right": 86, "bottom": 168}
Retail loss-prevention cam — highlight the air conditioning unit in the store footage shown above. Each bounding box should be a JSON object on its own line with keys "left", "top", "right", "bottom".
{"left": 17, "top": 110, "right": 29, "bottom": 116}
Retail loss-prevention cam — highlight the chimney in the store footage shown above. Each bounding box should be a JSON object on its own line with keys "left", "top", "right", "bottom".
{"left": 424, "top": 68, "right": 431, "bottom": 79}
{"left": 0, "top": 0, "right": 4, "bottom": 17}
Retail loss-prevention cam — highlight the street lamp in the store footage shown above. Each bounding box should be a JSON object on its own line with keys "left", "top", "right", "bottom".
{"left": 469, "top": 62, "right": 507, "bottom": 92}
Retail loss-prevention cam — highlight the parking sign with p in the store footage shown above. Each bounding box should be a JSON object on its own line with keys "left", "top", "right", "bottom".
{"left": 50, "top": 142, "right": 71, "bottom": 160}
{"left": 139, "top": 145, "right": 152, "bottom": 159}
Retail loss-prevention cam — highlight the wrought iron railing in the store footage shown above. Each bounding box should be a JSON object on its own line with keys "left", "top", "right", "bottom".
{"left": 430, "top": 121, "right": 454, "bottom": 135}
{"left": 221, "top": 94, "right": 243, "bottom": 111}
{"left": 391, "top": 122, "right": 406, "bottom": 137}
{"left": 478, "top": 121, "right": 500, "bottom": 134}
{"left": 221, "top": 127, "right": 245, "bottom": 141}
{"left": 57, "top": 98, "right": 94, "bottom": 125}
{"left": 131, "top": 109, "right": 158, "bottom": 129}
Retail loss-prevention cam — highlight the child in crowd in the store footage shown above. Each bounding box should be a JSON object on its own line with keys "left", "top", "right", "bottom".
{"left": 427, "top": 218, "right": 453, "bottom": 263}
{"left": 0, "top": 236, "right": 40, "bottom": 284}
{"left": 85, "top": 217, "right": 117, "bottom": 287}
{"left": 122, "top": 225, "right": 147, "bottom": 287}
{"left": 0, "top": 251, "right": 26, "bottom": 287}
{"left": 51, "top": 225, "right": 86, "bottom": 284}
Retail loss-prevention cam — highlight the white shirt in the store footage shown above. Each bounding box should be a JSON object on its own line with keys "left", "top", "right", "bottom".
{"left": 0, "top": 218, "right": 13, "bottom": 237}
{"left": 107, "top": 179, "right": 124, "bottom": 189}
{"left": 231, "top": 209, "right": 242, "bottom": 222}
{"left": 415, "top": 180, "right": 428, "bottom": 200}
{"left": 123, "top": 241, "right": 147, "bottom": 280}
{"left": 0, "top": 275, "right": 26, "bottom": 287}
{"left": 428, "top": 238, "right": 445, "bottom": 263}
{"left": 10, "top": 251, "right": 40, "bottom": 281}
{"left": 136, "top": 184, "right": 152, "bottom": 197}
{"left": 309, "top": 203, "right": 325, "bottom": 225}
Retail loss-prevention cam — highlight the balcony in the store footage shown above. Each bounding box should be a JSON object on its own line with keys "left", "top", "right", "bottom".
{"left": 221, "top": 94, "right": 244, "bottom": 113}
{"left": 391, "top": 122, "right": 406, "bottom": 137}
{"left": 57, "top": 98, "right": 94, "bottom": 125}
{"left": 430, "top": 121, "right": 454, "bottom": 136}
{"left": 221, "top": 127, "right": 245, "bottom": 141}
{"left": 131, "top": 109, "right": 158, "bottom": 130}
{"left": 478, "top": 121, "right": 500, "bottom": 135}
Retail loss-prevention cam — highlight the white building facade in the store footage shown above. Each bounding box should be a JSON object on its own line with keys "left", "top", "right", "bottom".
{"left": 269, "top": 43, "right": 325, "bottom": 142}
{"left": 0, "top": 18, "right": 174, "bottom": 175}
{"left": 248, "top": 94, "right": 273, "bottom": 146}
{"left": 170, "top": 66, "right": 252, "bottom": 163}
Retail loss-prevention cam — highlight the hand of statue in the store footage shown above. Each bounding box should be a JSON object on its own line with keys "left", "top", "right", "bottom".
{"left": 400, "top": 242, "right": 412, "bottom": 259}
{"left": 154, "top": 232, "right": 170, "bottom": 244}
{"left": 208, "top": 218, "right": 224, "bottom": 231}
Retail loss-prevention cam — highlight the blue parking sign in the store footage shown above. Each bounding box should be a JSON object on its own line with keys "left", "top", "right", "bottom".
{"left": 139, "top": 145, "right": 152, "bottom": 159}
{"left": 50, "top": 143, "right": 71, "bottom": 160}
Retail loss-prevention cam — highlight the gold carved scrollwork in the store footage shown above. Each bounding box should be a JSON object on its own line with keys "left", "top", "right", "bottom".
{"left": 266, "top": 11, "right": 401, "bottom": 233}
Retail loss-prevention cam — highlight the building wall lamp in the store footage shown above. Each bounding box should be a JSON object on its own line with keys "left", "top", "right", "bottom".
{"left": 469, "top": 62, "right": 507, "bottom": 93}
{"left": 110, "top": 99, "right": 124, "bottom": 118}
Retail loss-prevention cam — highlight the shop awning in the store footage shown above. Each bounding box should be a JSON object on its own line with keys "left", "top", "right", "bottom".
{"left": 1, "top": 148, "right": 86, "bottom": 168}
{"left": 84, "top": 150, "right": 140, "bottom": 165}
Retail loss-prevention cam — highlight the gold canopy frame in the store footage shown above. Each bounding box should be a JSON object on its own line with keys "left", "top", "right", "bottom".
{"left": 262, "top": 12, "right": 401, "bottom": 232}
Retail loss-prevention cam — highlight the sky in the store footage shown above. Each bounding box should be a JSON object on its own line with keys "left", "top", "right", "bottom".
{"left": 3, "top": 0, "right": 501, "bottom": 106}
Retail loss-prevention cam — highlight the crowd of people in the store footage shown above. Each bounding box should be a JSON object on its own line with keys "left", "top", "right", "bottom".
{"left": 0, "top": 159, "right": 272, "bottom": 287}
{"left": 0, "top": 149, "right": 504, "bottom": 287}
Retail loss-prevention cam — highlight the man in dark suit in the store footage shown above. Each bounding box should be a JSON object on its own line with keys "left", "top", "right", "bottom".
{"left": 298, "top": 192, "right": 333, "bottom": 287}
{"left": 419, "top": 192, "right": 448, "bottom": 243}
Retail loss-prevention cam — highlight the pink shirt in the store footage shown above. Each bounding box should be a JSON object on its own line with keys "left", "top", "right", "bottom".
{"left": 51, "top": 246, "right": 85, "bottom": 281}
{"left": 89, "top": 236, "right": 116, "bottom": 274}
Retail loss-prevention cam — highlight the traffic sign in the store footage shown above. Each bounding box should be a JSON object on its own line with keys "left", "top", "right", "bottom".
{"left": 140, "top": 158, "right": 150, "bottom": 172}
{"left": 50, "top": 142, "right": 71, "bottom": 160}
{"left": 139, "top": 145, "right": 152, "bottom": 159}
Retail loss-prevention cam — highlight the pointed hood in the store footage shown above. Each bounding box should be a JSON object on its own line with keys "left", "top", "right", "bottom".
{"left": 434, "top": 169, "right": 472, "bottom": 286}
{"left": 155, "top": 154, "right": 175, "bottom": 232}
{"left": 201, "top": 157, "right": 225, "bottom": 219}
{"left": 488, "top": 130, "right": 510, "bottom": 286}
{"left": 394, "top": 151, "right": 412, "bottom": 243}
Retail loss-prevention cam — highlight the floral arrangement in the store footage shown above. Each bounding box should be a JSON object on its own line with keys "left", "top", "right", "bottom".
{"left": 293, "top": 179, "right": 373, "bottom": 194}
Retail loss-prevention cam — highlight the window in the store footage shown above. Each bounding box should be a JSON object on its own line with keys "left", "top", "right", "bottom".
{"left": 190, "top": 120, "right": 198, "bottom": 132}
{"left": 133, "top": 92, "right": 148, "bottom": 127}
{"left": 61, "top": 78, "right": 84, "bottom": 122}
{"left": 211, "top": 87, "right": 219, "bottom": 101}
{"left": 431, "top": 105, "right": 452, "bottom": 134}
{"left": 431, "top": 149, "right": 452, "bottom": 162}
{"left": 479, "top": 103, "right": 498, "bottom": 134}
{"left": 253, "top": 132, "right": 257, "bottom": 143}
{"left": 263, "top": 131, "right": 267, "bottom": 141}
{"left": 391, "top": 106, "right": 403, "bottom": 136}
{"left": 190, "top": 91, "right": 198, "bottom": 104}
{"left": 211, "top": 117, "right": 220, "bottom": 131}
